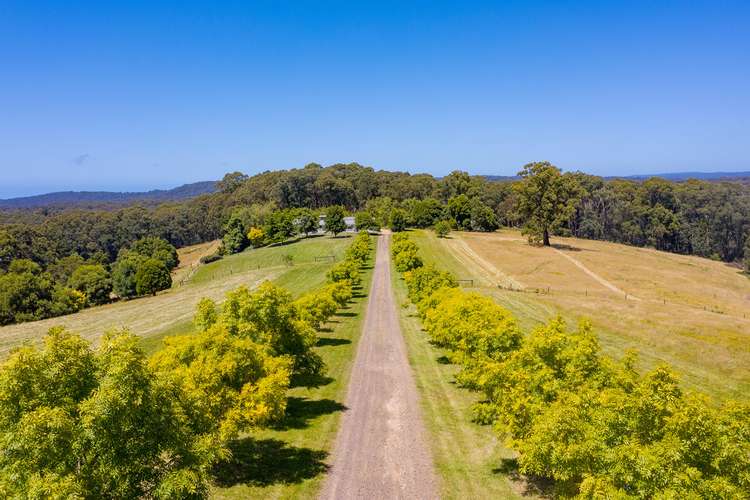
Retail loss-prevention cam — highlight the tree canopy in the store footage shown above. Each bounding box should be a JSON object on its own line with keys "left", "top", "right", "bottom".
{"left": 514, "top": 161, "right": 582, "bottom": 246}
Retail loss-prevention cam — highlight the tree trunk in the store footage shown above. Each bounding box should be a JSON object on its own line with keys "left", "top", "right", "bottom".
{"left": 543, "top": 228, "right": 550, "bottom": 246}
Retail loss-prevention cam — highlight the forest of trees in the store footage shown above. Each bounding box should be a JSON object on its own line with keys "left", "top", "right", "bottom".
{"left": 1, "top": 161, "right": 748, "bottom": 326}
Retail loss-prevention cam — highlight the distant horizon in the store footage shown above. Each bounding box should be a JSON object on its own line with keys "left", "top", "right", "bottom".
{"left": 3, "top": 164, "right": 750, "bottom": 200}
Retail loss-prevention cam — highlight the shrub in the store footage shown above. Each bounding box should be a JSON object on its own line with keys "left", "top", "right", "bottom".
{"left": 247, "top": 227, "right": 266, "bottom": 247}
{"left": 135, "top": 258, "right": 172, "bottom": 296}
{"left": 389, "top": 208, "right": 408, "bottom": 232}
{"left": 129, "top": 237, "right": 179, "bottom": 270}
{"left": 199, "top": 252, "right": 223, "bottom": 264}
{"left": 394, "top": 248, "right": 423, "bottom": 272}
{"left": 220, "top": 282, "right": 323, "bottom": 375}
{"left": 194, "top": 297, "right": 218, "bottom": 331}
{"left": 68, "top": 264, "right": 112, "bottom": 305}
{"left": 433, "top": 220, "right": 451, "bottom": 238}
{"left": 327, "top": 260, "right": 361, "bottom": 286}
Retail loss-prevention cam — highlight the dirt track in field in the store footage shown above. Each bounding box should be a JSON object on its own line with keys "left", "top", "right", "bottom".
{"left": 320, "top": 232, "right": 438, "bottom": 499}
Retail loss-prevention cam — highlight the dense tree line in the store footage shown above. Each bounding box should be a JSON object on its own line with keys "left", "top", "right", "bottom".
{"left": 392, "top": 233, "right": 750, "bottom": 498}
{"left": 2, "top": 161, "right": 748, "bottom": 326}
{"left": 0, "top": 237, "right": 178, "bottom": 325}
{"left": 213, "top": 162, "right": 750, "bottom": 264}
{"left": 4, "top": 162, "right": 748, "bottom": 268}
{"left": 0, "top": 234, "right": 369, "bottom": 496}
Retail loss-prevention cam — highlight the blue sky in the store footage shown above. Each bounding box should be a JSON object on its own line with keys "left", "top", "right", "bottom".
{"left": 1, "top": 1, "right": 748, "bottom": 197}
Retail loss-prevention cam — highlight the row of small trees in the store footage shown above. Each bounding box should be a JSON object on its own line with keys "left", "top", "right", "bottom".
{"left": 391, "top": 234, "right": 750, "bottom": 498}
{"left": 0, "top": 234, "right": 371, "bottom": 497}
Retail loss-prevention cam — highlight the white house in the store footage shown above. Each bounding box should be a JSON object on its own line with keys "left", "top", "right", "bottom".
{"left": 317, "top": 214, "right": 357, "bottom": 233}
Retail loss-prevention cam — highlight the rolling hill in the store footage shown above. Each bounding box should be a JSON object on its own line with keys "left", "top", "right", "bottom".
{"left": 0, "top": 181, "right": 217, "bottom": 209}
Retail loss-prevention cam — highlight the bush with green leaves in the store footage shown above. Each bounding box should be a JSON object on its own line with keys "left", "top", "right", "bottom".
{"left": 403, "top": 263, "right": 457, "bottom": 306}
{"left": 324, "top": 205, "right": 347, "bottom": 236}
{"left": 433, "top": 220, "right": 451, "bottom": 238}
{"left": 135, "top": 258, "right": 172, "bottom": 296}
{"left": 199, "top": 252, "right": 222, "bottom": 264}
{"left": 355, "top": 211, "right": 378, "bottom": 231}
{"left": 389, "top": 208, "right": 408, "bottom": 232}
{"left": 0, "top": 328, "right": 212, "bottom": 498}
{"left": 263, "top": 209, "right": 296, "bottom": 244}
{"left": 345, "top": 232, "right": 371, "bottom": 266}
{"left": 111, "top": 250, "right": 146, "bottom": 299}
{"left": 150, "top": 324, "right": 292, "bottom": 448}
{"left": 294, "top": 208, "right": 320, "bottom": 236}
{"left": 220, "top": 282, "right": 323, "bottom": 376}
{"left": 68, "top": 264, "right": 112, "bottom": 306}
{"left": 129, "top": 237, "right": 179, "bottom": 270}
{"left": 221, "top": 213, "right": 247, "bottom": 255}
{"left": 0, "top": 260, "right": 55, "bottom": 324}
{"left": 327, "top": 260, "right": 361, "bottom": 286}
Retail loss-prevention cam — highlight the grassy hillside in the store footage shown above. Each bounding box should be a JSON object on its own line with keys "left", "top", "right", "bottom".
{"left": 0, "top": 235, "right": 353, "bottom": 358}
{"left": 409, "top": 229, "right": 750, "bottom": 402}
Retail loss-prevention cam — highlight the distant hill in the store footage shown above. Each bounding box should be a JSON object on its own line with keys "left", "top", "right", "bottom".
{"left": 0, "top": 181, "right": 217, "bottom": 209}
{"left": 485, "top": 171, "right": 750, "bottom": 182}
{"left": 609, "top": 171, "right": 750, "bottom": 182}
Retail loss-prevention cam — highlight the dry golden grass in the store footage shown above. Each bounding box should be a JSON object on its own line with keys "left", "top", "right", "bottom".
{"left": 171, "top": 239, "right": 221, "bottom": 285}
{"left": 414, "top": 229, "right": 750, "bottom": 402}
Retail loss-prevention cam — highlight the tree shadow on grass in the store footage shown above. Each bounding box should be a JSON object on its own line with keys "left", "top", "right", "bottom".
{"left": 551, "top": 243, "right": 584, "bottom": 252}
{"left": 436, "top": 355, "right": 451, "bottom": 365}
{"left": 290, "top": 373, "right": 334, "bottom": 389}
{"left": 334, "top": 311, "right": 357, "bottom": 318}
{"left": 271, "top": 397, "right": 347, "bottom": 431}
{"left": 316, "top": 337, "right": 351, "bottom": 347}
{"left": 493, "top": 458, "right": 555, "bottom": 498}
{"left": 212, "top": 437, "right": 328, "bottom": 488}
